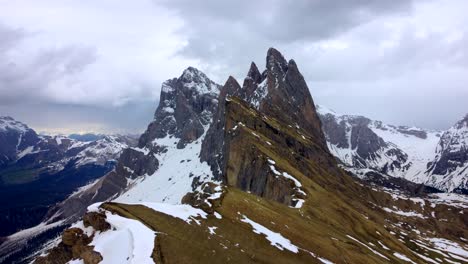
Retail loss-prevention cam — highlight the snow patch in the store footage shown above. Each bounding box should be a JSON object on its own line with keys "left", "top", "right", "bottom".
{"left": 91, "top": 212, "right": 155, "bottom": 264}
{"left": 138, "top": 202, "right": 207, "bottom": 225}
{"left": 241, "top": 214, "right": 299, "bottom": 253}
{"left": 393, "top": 252, "right": 416, "bottom": 263}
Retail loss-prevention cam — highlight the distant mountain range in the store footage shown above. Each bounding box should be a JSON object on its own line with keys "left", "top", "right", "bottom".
{"left": 0, "top": 116, "right": 137, "bottom": 238}
{"left": 317, "top": 106, "right": 468, "bottom": 194}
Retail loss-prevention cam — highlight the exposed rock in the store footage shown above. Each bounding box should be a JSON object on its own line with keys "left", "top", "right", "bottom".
{"left": 83, "top": 211, "right": 111, "bottom": 232}
{"left": 35, "top": 226, "right": 101, "bottom": 264}
{"left": 80, "top": 249, "right": 103, "bottom": 264}
{"left": 115, "top": 148, "right": 159, "bottom": 178}
{"left": 317, "top": 106, "right": 468, "bottom": 193}
{"left": 34, "top": 243, "right": 72, "bottom": 264}
{"left": 182, "top": 182, "right": 224, "bottom": 213}
{"left": 201, "top": 76, "right": 242, "bottom": 180}
{"left": 62, "top": 228, "right": 89, "bottom": 246}
{"left": 202, "top": 48, "right": 329, "bottom": 185}
{"left": 218, "top": 97, "right": 337, "bottom": 206}
{"left": 395, "top": 126, "right": 427, "bottom": 139}
{"left": 139, "top": 67, "right": 220, "bottom": 150}
{"left": 426, "top": 114, "right": 468, "bottom": 192}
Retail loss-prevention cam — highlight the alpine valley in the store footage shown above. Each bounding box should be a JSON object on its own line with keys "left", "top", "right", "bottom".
{"left": 1, "top": 49, "right": 467, "bottom": 264}
{"left": 0, "top": 117, "right": 137, "bottom": 262}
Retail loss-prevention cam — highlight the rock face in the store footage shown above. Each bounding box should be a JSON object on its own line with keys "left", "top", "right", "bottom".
{"left": 426, "top": 114, "right": 468, "bottom": 193}
{"left": 201, "top": 48, "right": 327, "bottom": 182}
{"left": 139, "top": 67, "right": 220, "bottom": 149}
{"left": 35, "top": 222, "right": 104, "bottom": 264}
{"left": 318, "top": 106, "right": 468, "bottom": 193}
{"left": 201, "top": 48, "right": 336, "bottom": 206}
{"left": 0, "top": 116, "right": 40, "bottom": 168}
{"left": 318, "top": 111, "right": 409, "bottom": 173}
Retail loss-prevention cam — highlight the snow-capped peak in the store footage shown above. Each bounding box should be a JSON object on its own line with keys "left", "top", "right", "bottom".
{"left": 454, "top": 113, "right": 468, "bottom": 130}
{"left": 315, "top": 104, "right": 338, "bottom": 116}
{"left": 0, "top": 116, "right": 31, "bottom": 133}
{"left": 179, "top": 66, "right": 220, "bottom": 95}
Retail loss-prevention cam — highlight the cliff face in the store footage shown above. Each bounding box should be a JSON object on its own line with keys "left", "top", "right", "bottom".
{"left": 427, "top": 114, "right": 468, "bottom": 193}
{"left": 201, "top": 48, "right": 328, "bottom": 185}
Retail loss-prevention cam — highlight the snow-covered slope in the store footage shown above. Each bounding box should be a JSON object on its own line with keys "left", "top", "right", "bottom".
{"left": 426, "top": 115, "right": 468, "bottom": 192}
{"left": 115, "top": 130, "right": 214, "bottom": 204}
{"left": 317, "top": 106, "right": 468, "bottom": 193}
{"left": 114, "top": 67, "right": 220, "bottom": 205}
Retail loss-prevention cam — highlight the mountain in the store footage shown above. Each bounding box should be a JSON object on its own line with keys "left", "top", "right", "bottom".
{"left": 5, "top": 49, "right": 468, "bottom": 264}
{"left": 0, "top": 117, "right": 137, "bottom": 239}
{"left": 317, "top": 106, "right": 468, "bottom": 194}
{"left": 68, "top": 133, "right": 105, "bottom": 142}
{"left": 427, "top": 114, "right": 468, "bottom": 193}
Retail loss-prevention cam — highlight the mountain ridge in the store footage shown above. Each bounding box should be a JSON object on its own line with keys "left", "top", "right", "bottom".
{"left": 29, "top": 48, "right": 468, "bottom": 264}
{"left": 317, "top": 105, "right": 468, "bottom": 193}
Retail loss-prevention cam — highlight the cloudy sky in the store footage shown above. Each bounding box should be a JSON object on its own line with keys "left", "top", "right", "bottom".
{"left": 0, "top": 0, "right": 467, "bottom": 134}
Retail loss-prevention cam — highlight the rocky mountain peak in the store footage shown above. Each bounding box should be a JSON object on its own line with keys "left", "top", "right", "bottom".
{"left": 266, "top": 47, "right": 288, "bottom": 74}
{"left": 222, "top": 76, "right": 242, "bottom": 97}
{"left": 0, "top": 116, "right": 31, "bottom": 133}
{"left": 179, "top": 66, "right": 220, "bottom": 95}
{"left": 246, "top": 62, "right": 262, "bottom": 84}
{"left": 202, "top": 48, "right": 331, "bottom": 186}
{"left": 139, "top": 68, "right": 221, "bottom": 149}
{"left": 262, "top": 49, "right": 327, "bottom": 149}
{"left": 455, "top": 113, "right": 468, "bottom": 129}
{"left": 0, "top": 116, "right": 40, "bottom": 168}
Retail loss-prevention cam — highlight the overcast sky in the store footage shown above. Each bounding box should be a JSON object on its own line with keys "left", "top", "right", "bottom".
{"left": 0, "top": 0, "right": 467, "bottom": 134}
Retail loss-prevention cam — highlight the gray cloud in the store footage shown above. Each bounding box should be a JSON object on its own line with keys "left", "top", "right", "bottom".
{"left": 162, "top": 0, "right": 412, "bottom": 42}
{"left": 159, "top": 0, "right": 414, "bottom": 79}
{"left": 0, "top": 0, "right": 466, "bottom": 133}
{"left": 0, "top": 24, "right": 25, "bottom": 52}
{"left": 158, "top": 0, "right": 468, "bottom": 130}
{"left": 0, "top": 23, "right": 98, "bottom": 105}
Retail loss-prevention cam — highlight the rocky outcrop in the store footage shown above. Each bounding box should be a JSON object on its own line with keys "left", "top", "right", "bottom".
{"left": 200, "top": 48, "right": 338, "bottom": 206}
{"left": 201, "top": 76, "right": 242, "bottom": 179}
{"left": 139, "top": 67, "right": 220, "bottom": 149}
{"left": 83, "top": 211, "right": 111, "bottom": 232}
{"left": 0, "top": 116, "right": 40, "bottom": 168}
{"left": 201, "top": 48, "right": 328, "bottom": 184}
{"left": 426, "top": 114, "right": 468, "bottom": 193}
{"left": 35, "top": 226, "right": 102, "bottom": 264}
